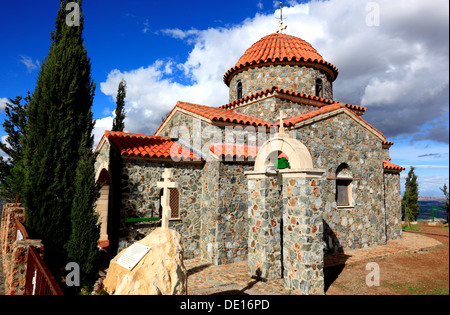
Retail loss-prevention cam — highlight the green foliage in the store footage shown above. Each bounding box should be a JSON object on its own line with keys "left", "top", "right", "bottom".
{"left": 384, "top": 281, "right": 449, "bottom": 295}
{"left": 0, "top": 93, "right": 29, "bottom": 201}
{"left": 112, "top": 79, "right": 127, "bottom": 132}
{"left": 22, "top": 0, "right": 99, "bottom": 286}
{"left": 66, "top": 138, "right": 100, "bottom": 291}
{"left": 440, "top": 184, "right": 449, "bottom": 222}
{"left": 402, "top": 224, "right": 420, "bottom": 232}
{"left": 402, "top": 166, "right": 419, "bottom": 223}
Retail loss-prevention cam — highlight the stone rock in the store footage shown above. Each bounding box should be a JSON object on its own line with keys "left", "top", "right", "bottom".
{"left": 103, "top": 228, "right": 187, "bottom": 295}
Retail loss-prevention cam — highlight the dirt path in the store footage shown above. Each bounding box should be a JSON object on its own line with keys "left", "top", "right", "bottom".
{"left": 325, "top": 224, "right": 449, "bottom": 295}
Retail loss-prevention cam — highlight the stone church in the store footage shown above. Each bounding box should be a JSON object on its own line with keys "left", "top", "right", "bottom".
{"left": 95, "top": 30, "right": 405, "bottom": 293}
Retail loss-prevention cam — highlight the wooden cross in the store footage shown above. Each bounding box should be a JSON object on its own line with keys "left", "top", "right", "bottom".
{"left": 157, "top": 169, "right": 179, "bottom": 229}
{"left": 278, "top": 110, "right": 287, "bottom": 136}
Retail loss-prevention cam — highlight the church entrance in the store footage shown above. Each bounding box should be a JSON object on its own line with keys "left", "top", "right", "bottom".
{"left": 96, "top": 168, "right": 116, "bottom": 254}
{"left": 245, "top": 133, "right": 326, "bottom": 295}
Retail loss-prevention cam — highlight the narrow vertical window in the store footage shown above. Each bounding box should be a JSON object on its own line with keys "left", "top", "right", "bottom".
{"left": 336, "top": 179, "right": 351, "bottom": 206}
{"left": 315, "top": 78, "right": 323, "bottom": 98}
{"left": 159, "top": 188, "right": 180, "bottom": 219}
{"left": 335, "top": 163, "right": 354, "bottom": 208}
{"left": 237, "top": 81, "right": 243, "bottom": 99}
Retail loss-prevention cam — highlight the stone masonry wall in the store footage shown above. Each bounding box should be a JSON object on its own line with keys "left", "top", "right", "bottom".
{"left": 200, "top": 160, "right": 252, "bottom": 265}
{"left": 215, "top": 162, "right": 251, "bottom": 265}
{"left": 120, "top": 159, "right": 203, "bottom": 259}
{"left": 384, "top": 172, "right": 403, "bottom": 241}
{"left": 229, "top": 65, "right": 333, "bottom": 103}
{"left": 233, "top": 96, "right": 320, "bottom": 122}
{"left": 293, "top": 113, "right": 388, "bottom": 252}
{"left": 282, "top": 176, "right": 325, "bottom": 295}
{"left": 247, "top": 175, "right": 283, "bottom": 280}
{"left": 1, "top": 204, "right": 44, "bottom": 295}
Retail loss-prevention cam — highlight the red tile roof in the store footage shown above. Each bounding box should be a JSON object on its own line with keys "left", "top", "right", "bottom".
{"left": 383, "top": 160, "right": 405, "bottom": 172}
{"left": 210, "top": 143, "right": 260, "bottom": 161}
{"left": 177, "top": 101, "right": 273, "bottom": 127}
{"left": 274, "top": 103, "right": 386, "bottom": 139}
{"left": 224, "top": 33, "right": 339, "bottom": 85}
{"left": 275, "top": 104, "right": 344, "bottom": 127}
{"left": 220, "top": 87, "right": 367, "bottom": 114}
{"left": 102, "top": 131, "right": 201, "bottom": 161}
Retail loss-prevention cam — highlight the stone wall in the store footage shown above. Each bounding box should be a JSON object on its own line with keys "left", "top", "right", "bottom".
{"left": 293, "top": 112, "right": 388, "bottom": 252}
{"left": 247, "top": 175, "right": 283, "bottom": 280}
{"left": 120, "top": 156, "right": 252, "bottom": 265}
{"left": 216, "top": 162, "right": 252, "bottom": 264}
{"left": 119, "top": 159, "right": 203, "bottom": 259}
{"left": 232, "top": 96, "right": 321, "bottom": 122}
{"left": 0, "top": 204, "right": 44, "bottom": 295}
{"left": 229, "top": 65, "right": 333, "bottom": 103}
{"left": 282, "top": 176, "right": 325, "bottom": 295}
{"left": 384, "top": 172, "right": 403, "bottom": 241}
{"left": 246, "top": 172, "right": 325, "bottom": 295}
{"left": 199, "top": 160, "right": 251, "bottom": 265}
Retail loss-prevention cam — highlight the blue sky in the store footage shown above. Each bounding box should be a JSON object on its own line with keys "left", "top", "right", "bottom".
{"left": 0, "top": 0, "right": 448, "bottom": 196}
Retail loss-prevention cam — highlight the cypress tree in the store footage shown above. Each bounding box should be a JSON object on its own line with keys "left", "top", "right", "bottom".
{"left": 22, "top": 0, "right": 98, "bottom": 274}
{"left": 112, "top": 79, "right": 127, "bottom": 132}
{"left": 67, "top": 133, "right": 100, "bottom": 291}
{"left": 402, "top": 166, "right": 420, "bottom": 223}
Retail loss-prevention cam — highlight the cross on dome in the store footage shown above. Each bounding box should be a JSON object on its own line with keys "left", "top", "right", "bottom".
{"left": 276, "top": 1, "right": 288, "bottom": 34}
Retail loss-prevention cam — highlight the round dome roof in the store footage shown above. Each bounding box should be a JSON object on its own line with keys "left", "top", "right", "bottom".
{"left": 224, "top": 33, "right": 338, "bottom": 86}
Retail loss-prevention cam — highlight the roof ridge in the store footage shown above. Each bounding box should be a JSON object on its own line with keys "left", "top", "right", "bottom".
{"left": 220, "top": 87, "right": 368, "bottom": 112}
{"left": 105, "top": 130, "right": 171, "bottom": 140}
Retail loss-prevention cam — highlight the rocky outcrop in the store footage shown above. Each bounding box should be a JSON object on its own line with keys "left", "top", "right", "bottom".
{"left": 103, "top": 228, "right": 186, "bottom": 295}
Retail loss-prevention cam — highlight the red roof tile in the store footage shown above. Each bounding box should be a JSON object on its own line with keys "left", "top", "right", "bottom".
{"left": 383, "top": 160, "right": 405, "bottom": 172}
{"left": 276, "top": 104, "right": 345, "bottom": 127}
{"left": 176, "top": 101, "right": 273, "bottom": 127}
{"left": 102, "top": 131, "right": 201, "bottom": 161}
{"left": 210, "top": 143, "right": 260, "bottom": 161}
{"left": 274, "top": 103, "right": 386, "bottom": 139}
{"left": 220, "top": 86, "right": 367, "bottom": 113}
{"left": 224, "top": 33, "right": 339, "bottom": 85}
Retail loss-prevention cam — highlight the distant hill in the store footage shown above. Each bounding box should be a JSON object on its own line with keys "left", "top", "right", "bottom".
{"left": 418, "top": 197, "right": 447, "bottom": 222}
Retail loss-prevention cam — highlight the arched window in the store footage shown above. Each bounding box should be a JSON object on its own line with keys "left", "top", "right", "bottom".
{"left": 315, "top": 78, "right": 323, "bottom": 98}
{"left": 336, "top": 163, "right": 353, "bottom": 207}
{"left": 237, "top": 81, "right": 243, "bottom": 100}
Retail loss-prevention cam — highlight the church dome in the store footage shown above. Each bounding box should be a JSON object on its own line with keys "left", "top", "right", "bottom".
{"left": 223, "top": 33, "right": 339, "bottom": 86}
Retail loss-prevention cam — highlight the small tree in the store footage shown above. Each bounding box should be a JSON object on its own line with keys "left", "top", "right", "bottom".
{"left": 402, "top": 166, "right": 419, "bottom": 225}
{"left": 0, "top": 93, "right": 29, "bottom": 201}
{"left": 112, "top": 79, "right": 127, "bottom": 132}
{"left": 441, "top": 184, "right": 449, "bottom": 223}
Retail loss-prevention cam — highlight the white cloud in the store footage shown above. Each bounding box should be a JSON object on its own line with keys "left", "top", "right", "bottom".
{"left": 414, "top": 165, "right": 450, "bottom": 170}
{"left": 97, "top": 0, "right": 449, "bottom": 147}
{"left": 0, "top": 97, "right": 8, "bottom": 112}
{"left": 160, "top": 28, "right": 200, "bottom": 40}
{"left": 18, "top": 55, "right": 40, "bottom": 73}
{"left": 93, "top": 116, "right": 114, "bottom": 149}
{"left": 257, "top": 1, "right": 264, "bottom": 10}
